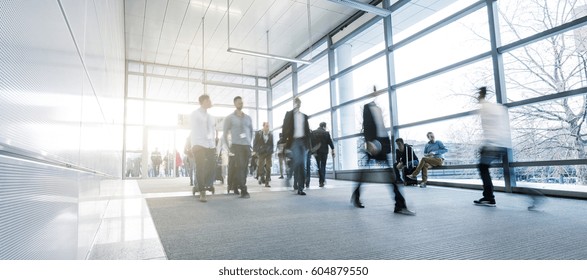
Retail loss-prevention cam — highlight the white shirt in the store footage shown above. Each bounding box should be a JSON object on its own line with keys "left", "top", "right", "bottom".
{"left": 479, "top": 100, "right": 512, "bottom": 148}
{"left": 190, "top": 107, "right": 215, "bottom": 148}
{"left": 293, "top": 111, "right": 305, "bottom": 138}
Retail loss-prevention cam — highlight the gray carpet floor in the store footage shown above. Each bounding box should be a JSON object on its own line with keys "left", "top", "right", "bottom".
{"left": 142, "top": 178, "right": 587, "bottom": 260}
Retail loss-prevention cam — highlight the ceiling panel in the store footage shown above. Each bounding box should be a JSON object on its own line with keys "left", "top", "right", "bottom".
{"left": 125, "top": 0, "right": 452, "bottom": 79}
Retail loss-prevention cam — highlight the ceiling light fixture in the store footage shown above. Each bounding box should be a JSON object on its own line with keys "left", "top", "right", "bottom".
{"left": 227, "top": 47, "right": 312, "bottom": 65}
{"left": 226, "top": 0, "right": 312, "bottom": 65}
{"left": 327, "top": 0, "right": 391, "bottom": 17}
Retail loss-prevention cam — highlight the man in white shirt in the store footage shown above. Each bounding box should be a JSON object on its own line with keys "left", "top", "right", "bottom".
{"left": 190, "top": 94, "right": 216, "bottom": 202}
{"left": 474, "top": 87, "right": 512, "bottom": 207}
{"left": 281, "top": 97, "right": 311, "bottom": 195}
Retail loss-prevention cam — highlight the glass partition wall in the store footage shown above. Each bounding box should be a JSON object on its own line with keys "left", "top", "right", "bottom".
{"left": 265, "top": 0, "right": 587, "bottom": 198}
{"left": 124, "top": 61, "right": 268, "bottom": 179}
{"left": 125, "top": 0, "right": 587, "bottom": 198}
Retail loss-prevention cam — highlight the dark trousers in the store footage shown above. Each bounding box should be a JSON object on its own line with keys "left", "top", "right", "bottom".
{"left": 257, "top": 153, "right": 272, "bottom": 183}
{"left": 231, "top": 144, "right": 251, "bottom": 192}
{"left": 314, "top": 153, "right": 328, "bottom": 184}
{"left": 192, "top": 145, "right": 215, "bottom": 192}
{"left": 352, "top": 137, "right": 406, "bottom": 210}
{"left": 278, "top": 153, "right": 285, "bottom": 177}
{"left": 290, "top": 138, "right": 307, "bottom": 191}
{"left": 478, "top": 146, "right": 508, "bottom": 200}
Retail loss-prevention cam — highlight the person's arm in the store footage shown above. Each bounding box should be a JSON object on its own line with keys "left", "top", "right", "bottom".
{"left": 223, "top": 115, "right": 231, "bottom": 150}
{"left": 435, "top": 140, "right": 448, "bottom": 156}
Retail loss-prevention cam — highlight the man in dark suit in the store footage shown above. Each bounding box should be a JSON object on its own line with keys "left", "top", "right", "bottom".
{"left": 311, "top": 122, "right": 335, "bottom": 187}
{"left": 281, "top": 97, "right": 312, "bottom": 195}
{"left": 351, "top": 101, "right": 415, "bottom": 215}
{"left": 253, "top": 122, "right": 274, "bottom": 188}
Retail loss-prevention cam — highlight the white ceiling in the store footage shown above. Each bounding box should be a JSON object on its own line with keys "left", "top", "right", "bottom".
{"left": 124, "top": 0, "right": 455, "bottom": 79}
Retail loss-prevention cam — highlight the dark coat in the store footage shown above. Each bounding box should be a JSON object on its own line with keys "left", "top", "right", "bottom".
{"left": 395, "top": 144, "right": 418, "bottom": 167}
{"left": 253, "top": 130, "right": 274, "bottom": 156}
{"left": 310, "top": 127, "right": 334, "bottom": 155}
{"left": 363, "top": 102, "right": 391, "bottom": 160}
{"left": 282, "top": 110, "right": 311, "bottom": 150}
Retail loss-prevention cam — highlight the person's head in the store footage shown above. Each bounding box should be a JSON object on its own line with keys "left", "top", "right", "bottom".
{"left": 319, "top": 122, "right": 326, "bottom": 129}
{"left": 233, "top": 96, "right": 243, "bottom": 110}
{"left": 426, "top": 132, "right": 435, "bottom": 142}
{"left": 395, "top": 138, "right": 405, "bottom": 151}
{"left": 262, "top": 122, "right": 269, "bottom": 132}
{"left": 477, "top": 86, "right": 488, "bottom": 102}
{"left": 199, "top": 94, "right": 212, "bottom": 109}
{"left": 293, "top": 97, "right": 301, "bottom": 111}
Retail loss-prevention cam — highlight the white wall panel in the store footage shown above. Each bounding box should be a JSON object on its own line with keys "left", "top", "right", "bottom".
{"left": 0, "top": 0, "right": 125, "bottom": 259}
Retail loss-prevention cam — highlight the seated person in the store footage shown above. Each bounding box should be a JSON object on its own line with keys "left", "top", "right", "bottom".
{"left": 407, "top": 132, "right": 448, "bottom": 188}
{"left": 394, "top": 138, "right": 419, "bottom": 185}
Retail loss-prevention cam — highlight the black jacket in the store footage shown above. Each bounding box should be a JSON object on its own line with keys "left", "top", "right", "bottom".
{"left": 253, "top": 130, "right": 274, "bottom": 156}
{"left": 362, "top": 102, "right": 391, "bottom": 159}
{"left": 395, "top": 144, "right": 418, "bottom": 167}
{"left": 282, "top": 110, "right": 311, "bottom": 149}
{"left": 310, "top": 127, "right": 334, "bottom": 155}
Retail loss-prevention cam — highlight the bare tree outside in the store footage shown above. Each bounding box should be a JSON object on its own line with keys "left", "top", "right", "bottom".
{"left": 471, "top": 0, "right": 587, "bottom": 185}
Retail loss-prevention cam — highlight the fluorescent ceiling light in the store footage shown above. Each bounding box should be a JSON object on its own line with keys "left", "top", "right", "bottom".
{"left": 327, "top": 0, "right": 391, "bottom": 17}
{"left": 227, "top": 48, "right": 312, "bottom": 65}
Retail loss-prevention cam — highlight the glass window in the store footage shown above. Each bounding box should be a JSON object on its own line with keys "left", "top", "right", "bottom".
{"left": 397, "top": 115, "right": 481, "bottom": 166}
{"left": 334, "top": 55, "right": 388, "bottom": 105}
{"left": 298, "top": 55, "right": 329, "bottom": 93}
{"left": 335, "top": 137, "right": 363, "bottom": 171}
{"left": 394, "top": 7, "right": 490, "bottom": 83}
{"left": 124, "top": 125, "right": 143, "bottom": 151}
{"left": 515, "top": 164, "right": 586, "bottom": 189}
{"left": 392, "top": 0, "right": 479, "bottom": 43}
{"left": 205, "top": 85, "right": 256, "bottom": 107}
{"left": 126, "top": 99, "right": 143, "bottom": 125}
{"left": 395, "top": 58, "right": 491, "bottom": 124}
{"left": 498, "top": 0, "right": 587, "bottom": 46}
{"left": 510, "top": 96, "right": 587, "bottom": 163}
{"left": 272, "top": 102, "right": 291, "bottom": 129}
{"left": 335, "top": 20, "right": 385, "bottom": 73}
{"left": 258, "top": 90, "right": 268, "bottom": 109}
{"left": 145, "top": 101, "right": 193, "bottom": 126}
{"left": 272, "top": 77, "right": 292, "bottom": 106}
{"left": 300, "top": 40, "right": 328, "bottom": 61}
{"left": 503, "top": 29, "right": 587, "bottom": 101}
{"left": 308, "top": 112, "right": 332, "bottom": 132}
{"left": 298, "top": 83, "right": 330, "bottom": 117}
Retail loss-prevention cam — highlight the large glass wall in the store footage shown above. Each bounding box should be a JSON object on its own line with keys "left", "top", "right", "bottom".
{"left": 264, "top": 0, "right": 587, "bottom": 196}
{"left": 124, "top": 61, "right": 268, "bottom": 179}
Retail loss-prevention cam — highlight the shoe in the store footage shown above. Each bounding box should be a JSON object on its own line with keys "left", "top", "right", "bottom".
{"left": 407, "top": 174, "right": 417, "bottom": 180}
{"left": 192, "top": 186, "right": 197, "bottom": 196}
{"left": 279, "top": 176, "right": 284, "bottom": 179}
{"left": 350, "top": 195, "right": 364, "bottom": 208}
{"left": 199, "top": 192, "right": 207, "bottom": 202}
{"left": 394, "top": 208, "right": 415, "bottom": 215}
{"left": 419, "top": 183, "right": 426, "bottom": 188}
{"left": 233, "top": 189, "right": 240, "bottom": 195}
{"left": 319, "top": 183, "right": 324, "bottom": 188}
{"left": 265, "top": 184, "right": 271, "bottom": 188}
{"left": 474, "top": 198, "right": 496, "bottom": 207}
{"left": 240, "top": 192, "right": 250, "bottom": 198}
{"left": 297, "top": 190, "right": 306, "bottom": 195}
{"left": 352, "top": 201, "right": 364, "bottom": 208}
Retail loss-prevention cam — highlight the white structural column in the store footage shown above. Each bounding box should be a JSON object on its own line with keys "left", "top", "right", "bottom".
{"left": 337, "top": 43, "right": 358, "bottom": 170}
